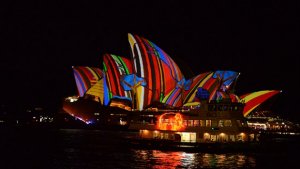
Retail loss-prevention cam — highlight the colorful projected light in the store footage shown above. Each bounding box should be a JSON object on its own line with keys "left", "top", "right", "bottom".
{"left": 157, "top": 113, "right": 185, "bottom": 131}
{"left": 66, "top": 33, "right": 281, "bottom": 125}
{"left": 240, "top": 90, "right": 281, "bottom": 117}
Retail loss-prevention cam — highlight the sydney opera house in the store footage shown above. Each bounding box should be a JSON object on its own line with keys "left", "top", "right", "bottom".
{"left": 62, "top": 33, "right": 283, "bottom": 143}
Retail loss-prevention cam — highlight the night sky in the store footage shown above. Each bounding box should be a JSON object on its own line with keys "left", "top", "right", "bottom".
{"left": 1, "top": 1, "right": 299, "bottom": 121}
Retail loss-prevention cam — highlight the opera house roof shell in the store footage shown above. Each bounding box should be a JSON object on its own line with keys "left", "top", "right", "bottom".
{"left": 70, "top": 33, "right": 280, "bottom": 117}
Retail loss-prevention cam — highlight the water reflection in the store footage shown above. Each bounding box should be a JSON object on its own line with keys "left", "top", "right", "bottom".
{"left": 4, "top": 129, "right": 298, "bottom": 168}
{"left": 133, "top": 150, "right": 191, "bottom": 168}
{"left": 200, "top": 153, "right": 256, "bottom": 168}
{"left": 133, "top": 150, "right": 256, "bottom": 168}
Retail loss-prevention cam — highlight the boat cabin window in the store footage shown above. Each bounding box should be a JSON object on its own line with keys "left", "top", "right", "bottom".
{"left": 206, "top": 120, "right": 211, "bottom": 127}
{"left": 224, "top": 120, "right": 232, "bottom": 127}
{"left": 208, "top": 105, "right": 217, "bottom": 111}
{"left": 194, "top": 120, "right": 199, "bottom": 127}
{"left": 218, "top": 105, "right": 223, "bottom": 111}
{"left": 210, "top": 135, "right": 217, "bottom": 141}
{"left": 188, "top": 120, "right": 193, "bottom": 127}
{"left": 219, "top": 120, "right": 224, "bottom": 127}
{"left": 183, "top": 120, "right": 187, "bottom": 126}
{"left": 200, "top": 120, "right": 205, "bottom": 127}
{"left": 180, "top": 132, "right": 196, "bottom": 143}
{"left": 223, "top": 105, "right": 228, "bottom": 111}
{"left": 212, "top": 120, "right": 218, "bottom": 127}
{"left": 234, "top": 106, "right": 238, "bottom": 111}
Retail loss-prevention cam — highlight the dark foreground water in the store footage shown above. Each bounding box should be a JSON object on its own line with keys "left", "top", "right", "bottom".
{"left": 1, "top": 128, "right": 299, "bottom": 169}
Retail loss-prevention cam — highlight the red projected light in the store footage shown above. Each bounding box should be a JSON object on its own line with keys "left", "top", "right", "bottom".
{"left": 157, "top": 113, "right": 185, "bottom": 131}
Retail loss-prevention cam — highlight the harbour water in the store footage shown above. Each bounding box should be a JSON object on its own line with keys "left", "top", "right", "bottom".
{"left": 1, "top": 128, "right": 299, "bottom": 169}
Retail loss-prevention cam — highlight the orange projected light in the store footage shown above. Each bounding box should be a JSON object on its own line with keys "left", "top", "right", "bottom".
{"left": 157, "top": 113, "right": 185, "bottom": 131}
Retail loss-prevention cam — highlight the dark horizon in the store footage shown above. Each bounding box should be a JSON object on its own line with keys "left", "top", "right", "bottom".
{"left": 1, "top": 1, "right": 299, "bottom": 121}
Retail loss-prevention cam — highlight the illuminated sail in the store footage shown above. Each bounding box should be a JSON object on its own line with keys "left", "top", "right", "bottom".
{"left": 180, "top": 71, "right": 240, "bottom": 104}
{"left": 182, "top": 72, "right": 219, "bottom": 103}
{"left": 240, "top": 90, "right": 281, "bottom": 117}
{"left": 162, "top": 78, "right": 192, "bottom": 107}
{"left": 183, "top": 72, "right": 213, "bottom": 104}
{"left": 73, "top": 66, "right": 103, "bottom": 97}
{"left": 86, "top": 80, "right": 104, "bottom": 104}
{"left": 162, "top": 87, "right": 183, "bottom": 107}
{"left": 128, "top": 33, "right": 184, "bottom": 110}
{"left": 103, "top": 54, "right": 133, "bottom": 105}
{"left": 207, "top": 70, "right": 240, "bottom": 102}
{"left": 213, "top": 71, "right": 239, "bottom": 92}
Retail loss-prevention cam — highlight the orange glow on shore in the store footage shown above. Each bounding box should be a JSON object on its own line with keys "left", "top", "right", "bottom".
{"left": 157, "top": 113, "right": 185, "bottom": 131}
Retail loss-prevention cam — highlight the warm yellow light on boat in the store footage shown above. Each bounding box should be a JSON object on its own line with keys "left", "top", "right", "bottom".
{"left": 220, "top": 133, "right": 225, "bottom": 136}
{"left": 240, "top": 132, "right": 245, "bottom": 136}
{"left": 204, "top": 133, "right": 210, "bottom": 136}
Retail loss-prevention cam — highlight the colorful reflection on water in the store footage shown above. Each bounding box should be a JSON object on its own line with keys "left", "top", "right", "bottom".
{"left": 133, "top": 150, "right": 256, "bottom": 168}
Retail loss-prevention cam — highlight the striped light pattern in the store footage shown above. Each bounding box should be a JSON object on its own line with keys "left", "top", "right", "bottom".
{"left": 128, "top": 33, "right": 184, "bottom": 110}
{"left": 179, "top": 71, "right": 240, "bottom": 105}
{"left": 182, "top": 72, "right": 213, "bottom": 104}
{"left": 70, "top": 34, "right": 279, "bottom": 115}
{"left": 162, "top": 86, "right": 184, "bottom": 107}
{"left": 103, "top": 54, "right": 133, "bottom": 105}
{"left": 73, "top": 66, "right": 103, "bottom": 97}
{"left": 240, "top": 90, "right": 281, "bottom": 117}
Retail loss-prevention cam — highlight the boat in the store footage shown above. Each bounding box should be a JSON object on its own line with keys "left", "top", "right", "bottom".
{"left": 127, "top": 99, "right": 257, "bottom": 144}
